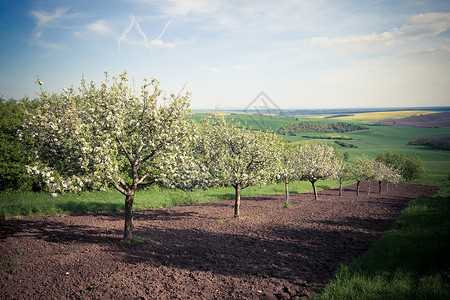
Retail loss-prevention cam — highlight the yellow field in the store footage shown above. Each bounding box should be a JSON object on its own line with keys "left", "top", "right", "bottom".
{"left": 322, "top": 110, "right": 438, "bottom": 122}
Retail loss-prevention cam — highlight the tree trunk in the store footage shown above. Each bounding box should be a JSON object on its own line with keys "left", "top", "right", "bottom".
{"left": 124, "top": 193, "right": 135, "bottom": 240}
{"left": 339, "top": 178, "right": 343, "bottom": 197}
{"left": 379, "top": 181, "right": 382, "bottom": 193}
{"left": 356, "top": 181, "right": 360, "bottom": 196}
{"left": 311, "top": 180, "right": 318, "bottom": 200}
{"left": 284, "top": 179, "right": 290, "bottom": 207}
{"left": 234, "top": 185, "right": 241, "bottom": 218}
{"left": 368, "top": 184, "right": 371, "bottom": 195}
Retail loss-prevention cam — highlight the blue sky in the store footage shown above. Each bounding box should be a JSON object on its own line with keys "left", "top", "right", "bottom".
{"left": 1, "top": 0, "right": 449, "bottom": 109}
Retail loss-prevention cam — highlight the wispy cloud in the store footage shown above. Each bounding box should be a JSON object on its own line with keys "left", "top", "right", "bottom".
{"left": 118, "top": 15, "right": 148, "bottom": 49}
{"left": 73, "top": 19, "right": 115, "bottom": 40}
{"left": 32, "top": 39, "right": 70, "bottom": 51}
{"left": 31, "top": 8, "right": 69, "bottom": 29}
{"left": 30, "top": 7, "right": 81, "bottom": 49}
{"left": 86, "top": 19, "right": 113, "bottom": 36}
{"left": 399, "top": 44, "right": 450, "bottom": 56}
{"left": 157, "top": 0, "right": 221, "bottom": 17}
{"left": 233, "top": 64, "right": 254, "bottom": 70}
{"left": 204, "top": 66, "right": 221, "bottom": 72}
{"left": 311, "top": 12, "right": 450, "bottom": 52}
{"left": 118, "top": 15, "right": 180, "bottom": 50}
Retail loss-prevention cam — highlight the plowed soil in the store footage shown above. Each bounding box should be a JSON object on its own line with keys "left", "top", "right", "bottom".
{"left": 0, "top": 182, "right": 437, "bottom": 299}
{"left": 375, "top": 111, "right": 450, "bottom": 128}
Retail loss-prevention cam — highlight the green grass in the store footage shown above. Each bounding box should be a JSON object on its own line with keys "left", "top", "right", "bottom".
{"left": 191, "top": 113, "right": 300, "bottom": 131}
{"left": 0, "top": 179, "right": 345, "bottom": 217}
{"left": 311, "top": 174, "right": 450, "bottom": 300}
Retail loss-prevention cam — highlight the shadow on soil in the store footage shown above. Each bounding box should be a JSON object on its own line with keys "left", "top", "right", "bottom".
{"left": 111, "top": 224, "right": 378, "bottom": 286}
{"left": 0, "top": 182, "right": 439, "bottom": 297}
{"left": 0, "top": 211, "right": 395, "bottom": 290}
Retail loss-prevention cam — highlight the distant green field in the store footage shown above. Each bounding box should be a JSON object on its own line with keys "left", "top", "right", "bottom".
{"left": 191, "top": 113, "right": 300, "bottom": 131}
{"left": 192, "top": 112, "right": 450, "bottom": 175}
{"left": 284, "top": 125, "right": 450, "bottom": 175}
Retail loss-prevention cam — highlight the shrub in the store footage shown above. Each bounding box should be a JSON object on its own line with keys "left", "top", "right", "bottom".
{"left": 278, "top": 122, "right": 368, "bottom": 135}
{"left": 376, "top": 151, "right": 429, "bottom": 181}
{"left": 0, "top": 98, "right": 39, "bottom": 191}
{"left": 407, "top": 136, "right": 450, "bottom": 151}
{"left": 334, "top": 141, "right": 357, "bottom": 148}
{"left": 402, "top": 155, "right": 429, "bottom": 181}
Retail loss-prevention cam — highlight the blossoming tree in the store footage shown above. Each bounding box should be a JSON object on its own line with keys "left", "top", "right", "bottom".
{"left": 350, "top": 156, "right": 400, "bottom": 195}
{"left": 298, "top": 143, "right": 338, "bottom": 200}
{"left": 373, "top": 160, "right": 400, "bottom": 193}
{"left": 199, "top": 116, "right": 283, "bottom": 217}
{"left": 279, "top": 142, "right": 303, "bottom": 206}
{"left": 334, "top": 151, "right": 351, "bottom": 197}
{"left": 350, "top": 155, "right": 378, "bottom": 195}
{"left": 24, "top": 72, "right": 193, "bottom": 240}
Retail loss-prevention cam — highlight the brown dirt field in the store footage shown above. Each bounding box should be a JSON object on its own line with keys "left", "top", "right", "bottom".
{"left": 0, "top": 182, "right": 437, "bottom": 299}
{"left": 375, "top": 111, "right": 450, "bottom": 128}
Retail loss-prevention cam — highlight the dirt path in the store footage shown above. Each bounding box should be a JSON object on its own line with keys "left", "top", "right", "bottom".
{"left": 353, "top": 140, "right": 377, "bottom": 146}
{"left": 0, "top": 182, "right": 437, "bottom": 299}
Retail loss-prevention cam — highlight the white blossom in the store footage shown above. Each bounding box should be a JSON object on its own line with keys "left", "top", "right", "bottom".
{"left": 23, "top": 71, "right": 193, "bottom": 240}
{"left": 297, "top": 143, "right": 338, "bottom": 200}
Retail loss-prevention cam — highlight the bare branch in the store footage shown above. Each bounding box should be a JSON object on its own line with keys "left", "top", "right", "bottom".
{"left": 110, "top": 178, "right": 127, "bottom": 196}
{"left": 116, "top": 136, "right": 134, "bottom": 165}
{"left": 137, "top": 179, "right": 156, "bottom": 186}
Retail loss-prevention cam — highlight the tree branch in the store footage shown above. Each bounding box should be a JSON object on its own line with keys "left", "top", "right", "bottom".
{"left": 110, "top": 178, "right": 127, "bottom": 196}
{"left": 136, "top": 149, "right": 157, "bottom": 170}
{"left": 116, "top": 136, "right": 134, "bottom": 166}
{"left": 137, "top": 179, "right": 156, "bottom": 186}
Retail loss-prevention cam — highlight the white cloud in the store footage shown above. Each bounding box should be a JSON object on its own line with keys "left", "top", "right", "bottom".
{"left": 204, "top": 66, "right": 221, "bottom": 72}
{"left": 402, "top": 13, "right": 450, "bottom": 39}
{"left": 149, "top": 38, "right": 181, "bottom": 48}
{"left": 399, "top": 44, "right": 450, "bottom": 56}
{"left": 156, "top": 0, "right": 222, "bottom": 17}
{"left": 118, "top": 15, "right": 181, "bottom": 50}
{"left": 30, "top": 7, "right": 81, "bottom": 48}
{"left": 311, "top": 12, "right": 450, "bottom": 52}
{"left": 74, "top": 19, "right": 115, "bottom": 40}
{"left": 118, "top": 15, "right": 148, "bottom": 49}
{"left": 86, "top": 19, "right": 113, "bottom": 36}
{"left": 233, "top": 64, "right": 254, "bottom": 70}
{"left": 31, "top": 8, "right": 69, "bottom": 28}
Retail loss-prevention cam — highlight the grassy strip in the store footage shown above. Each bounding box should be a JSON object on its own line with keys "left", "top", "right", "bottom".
{"left": 311, "top": 174, "right": 450, "bottom": 300}
{"left": 0, "top": 179, "right": 347, "bottom": 217}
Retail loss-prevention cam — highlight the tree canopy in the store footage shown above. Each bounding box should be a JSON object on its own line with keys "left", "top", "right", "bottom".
{"left": 0, "top": 98, "right": 34, "bottom": 191}
{"left": 376, "top": 151, "right": 428, "bottom": 181}
{"left": 197, "top": 116, "right": 283, "bottom": 217}
{"left": 24, "top": 72, "right": 193, "bottom": 240}
{"left": 298, "top": 143, "right": 338, "bottom": 199}
{"left": 279, "top": 142, "right": 304, "bottom": 206}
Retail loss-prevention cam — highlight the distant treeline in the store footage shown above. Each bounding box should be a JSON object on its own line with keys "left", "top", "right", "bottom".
{"left": 334, "top": 141, "right": 358, "bottom": 148}
{"left": 323, "top": 114, "right": 354, "bottom": 119}
{"left": 408, "top": 136, "right": 450, "bottom": 151}
{"left": 278, "top": 122, "right": 368, "bottom": 135}
{"left": 302, "top": 135, "right": 354, "bottom": 140}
